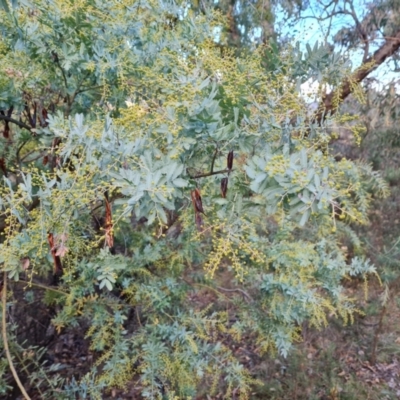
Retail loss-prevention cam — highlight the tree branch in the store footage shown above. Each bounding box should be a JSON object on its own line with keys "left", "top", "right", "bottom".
{"left": 16, "top": 279, "right": 67, "bottom": 296}
{"left": 55, "top": 58, "right": 69, "bottom": 95}
{"left": 188, "top": 168, "right": 231, "bottom": 179}
{"left": 315, "top": 29, "right": 400, "bottom": 124}
{"left": 347, "top": 0, "right": 369, "bottom": 62}
{"left": 210, "top": 147, "right": 218, "bottom": 174}
{"left": 75, "top": 84, "right": 103, "bottom": 95}
{"left": 0, "top": 115, "right": 32, "bottom": 132}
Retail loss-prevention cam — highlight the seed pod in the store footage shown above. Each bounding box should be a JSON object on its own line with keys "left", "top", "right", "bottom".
{"left": 220, "top": 177, "right": 228, "bottom": 198}
{"left": 227, "top": 150, "right": 234, "bottom": 171}
{"left": 0, "top": 158, "right": 6, "bottom": 175}
{"left": 43, "top": 155, "right": 49, "bottom": 166}
{"left": 191, "top": 188, "right": 205, "bottom": 214}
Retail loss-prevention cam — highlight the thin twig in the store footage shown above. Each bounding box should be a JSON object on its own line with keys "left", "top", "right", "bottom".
{"left": 55, "top": 59, "right": 69, "bottom": 95}
{"left": 16, "top": 139, "right": 32, "bottom": 167}
{"left": 2, "top": 272, "right": 32, "bottom": 400}
{"left": 210, "top": 147, "right": 218, "bottom": 174}
{"left": 188, "top": 168, "right": 231, "bottom": 179}
{"left": 16, "top": 279, "right": 67, "bottom": 296}
{"left": 75, "top": 85, "right": 104, "bottom": 95}
{"left": 23, "top": 152, "right": 47, "bottom": 164}
{"left": 348, "top": 0, "right": 369, "bottom": 62}
{"left": 20, "top": 149, "right": 40, "bottom": 163}
{"left": 135, "top": 307, "right": 142, "bottom": 327}
{"left": 216, "top": 286, "right": 253, "bottom": 303}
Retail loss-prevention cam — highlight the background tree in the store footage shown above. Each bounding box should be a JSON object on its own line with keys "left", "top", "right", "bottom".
{"left": 277, "top": 0, "right": 400, "bottom": 118}
{"left": 189, "top": 0, "right": 278, "bottom": 47}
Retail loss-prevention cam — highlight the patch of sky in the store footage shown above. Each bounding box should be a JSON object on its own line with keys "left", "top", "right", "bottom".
{"left": 274, "top": 0, "right": 399, "bottom": 92}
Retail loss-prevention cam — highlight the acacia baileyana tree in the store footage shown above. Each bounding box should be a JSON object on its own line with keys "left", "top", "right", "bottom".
{"left": 0, "top": 0, "right": 390, "bottom": 398}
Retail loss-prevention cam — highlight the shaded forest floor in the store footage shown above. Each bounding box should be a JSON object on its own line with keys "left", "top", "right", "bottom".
{"left": 251, "top": 282, "right": 400, "bottom": 400}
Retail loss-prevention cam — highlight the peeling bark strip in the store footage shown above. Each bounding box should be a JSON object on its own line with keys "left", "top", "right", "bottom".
{"left": 104, "top": 192, "right": 114, "bottom": 250}
{"left": 316, "top": 30, "right": 400, "bottom": 124}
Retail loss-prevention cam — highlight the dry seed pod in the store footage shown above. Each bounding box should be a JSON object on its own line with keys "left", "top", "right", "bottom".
{"left": 0, "top": 158, "right": 6, "bottom": 175}
{"left": 3, "top": 121, "right": 10, "bottom": 139}
{"left": 220, "top": 177, "right": 228, "bottom": 198}
{"left": 227, "top": 150, "right": 234, "bottom": 171}
{"left": 191, "top": 188, "right": 205, "bottom": 214}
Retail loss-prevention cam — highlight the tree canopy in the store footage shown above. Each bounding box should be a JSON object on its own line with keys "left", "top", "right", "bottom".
{"left": 0, "top": 0, "right": 398, "bottom": 398}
